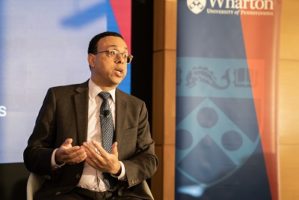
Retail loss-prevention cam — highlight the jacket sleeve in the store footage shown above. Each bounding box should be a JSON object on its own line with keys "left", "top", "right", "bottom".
{"left": 122, "top": 102, "right": 158, "bottom": 188}
{"left": 23, "top": 88, "right": 57, "bottom": 175}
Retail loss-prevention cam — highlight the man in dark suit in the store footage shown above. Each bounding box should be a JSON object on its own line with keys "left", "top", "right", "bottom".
{"left": 23, "top": 31, "right": 158, "bottom": 200}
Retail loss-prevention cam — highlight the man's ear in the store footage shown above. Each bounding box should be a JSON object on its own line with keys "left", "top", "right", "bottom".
{"left": 88, "top": 53, "right": 95, "bottom": 68}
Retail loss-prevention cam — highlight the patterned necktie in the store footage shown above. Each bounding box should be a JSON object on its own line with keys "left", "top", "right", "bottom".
{"left": 98, "top": 92, "right": 116, "bottom": 189}
{"left": 98, "top": 92, "right": 114, "bottom": 153}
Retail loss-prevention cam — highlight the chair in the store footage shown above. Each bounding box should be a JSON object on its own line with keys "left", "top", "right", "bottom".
{"left": 144, "top": 181, "right": 155, "bottom": 199}
{"left": 27, "top": 173, "right": 154, "bottom": 200}
{"left": 26, "top": 173, "right": 44, "bottom": 200}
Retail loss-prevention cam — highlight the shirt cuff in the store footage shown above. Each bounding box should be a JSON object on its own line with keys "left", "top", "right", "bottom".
{"left": 51, "top": 148, "right": 65, "bottom": 169}
{"left": 111, "top": 161, "right": 126, "bottom": 180}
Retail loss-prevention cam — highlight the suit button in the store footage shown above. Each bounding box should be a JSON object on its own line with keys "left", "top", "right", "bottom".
{"left": 55, "top": 191, "right": 61, "bottom": 195}
{"left": 118, "top": 189, "right": 123, "bottom": 196}
{"left": 131, "top": 179, "right": 138, "bottom": 185}
{"left": 75, "top": 174, "right": 81, "bottom": 179}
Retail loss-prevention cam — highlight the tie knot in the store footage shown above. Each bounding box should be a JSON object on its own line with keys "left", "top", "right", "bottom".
{"left": 99, "top": 92, "right": 111, "bottom": 100}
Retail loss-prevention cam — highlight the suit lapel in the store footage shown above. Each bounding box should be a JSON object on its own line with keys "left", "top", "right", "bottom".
{"left": 115, "top": 89, "right": 127, "bottom": 143}
{"left": 74, "top": 82, "right": 89, "bottom": 145}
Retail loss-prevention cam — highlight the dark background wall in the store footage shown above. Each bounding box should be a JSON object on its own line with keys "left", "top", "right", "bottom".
{"left": 0, "top": 1, "right": 153, "bottom": 199}
{"left": 131, "top": 0, "right": 153, "bottom": 122}
{"left": 0, "top": 163, "right": 28, "bottom": 200}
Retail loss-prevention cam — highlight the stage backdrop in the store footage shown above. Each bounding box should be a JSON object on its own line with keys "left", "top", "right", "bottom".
{"left": 0, "top": 0, "right": 131, "bottom": 163}
{"left": 175, "top": 0, "right": 281, "bottom": 200}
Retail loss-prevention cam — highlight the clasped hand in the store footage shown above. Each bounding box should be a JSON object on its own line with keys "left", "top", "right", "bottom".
{"left": 55, "top": 138, "right": 121, "bottom": 174}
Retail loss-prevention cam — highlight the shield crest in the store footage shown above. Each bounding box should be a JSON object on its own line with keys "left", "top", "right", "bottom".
{"left": 186, "top": 0, "right": 206, "bottom": 14}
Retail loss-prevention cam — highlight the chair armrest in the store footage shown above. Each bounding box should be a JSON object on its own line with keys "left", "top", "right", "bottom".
{"left": 26, "top": 173, "right": 45, "bottom": 200}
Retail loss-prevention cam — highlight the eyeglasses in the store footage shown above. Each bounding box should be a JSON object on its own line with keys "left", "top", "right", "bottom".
{"left": 96, "top": 49, "right": 133, "bottom": 64}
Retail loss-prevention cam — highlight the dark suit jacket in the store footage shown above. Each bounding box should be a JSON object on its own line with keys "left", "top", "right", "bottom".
{"left": 23, "top": 81, "right": 158, "bottom": 199}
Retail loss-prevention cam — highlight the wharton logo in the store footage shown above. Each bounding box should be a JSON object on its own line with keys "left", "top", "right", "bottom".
{"left": 187, "top": 0, "right": 207, "bottom": 14}
{"left": 187, "top": 0, "right": 274, "bottom": 16}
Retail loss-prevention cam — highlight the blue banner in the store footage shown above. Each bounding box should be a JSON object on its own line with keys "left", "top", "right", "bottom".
{"left": 175, "top": 0, "right": 280, "bottom": 199}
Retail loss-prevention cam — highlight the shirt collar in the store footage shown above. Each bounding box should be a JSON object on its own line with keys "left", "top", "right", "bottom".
{"left": 88, "top": 79, "right": 116, "bottom": 102}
